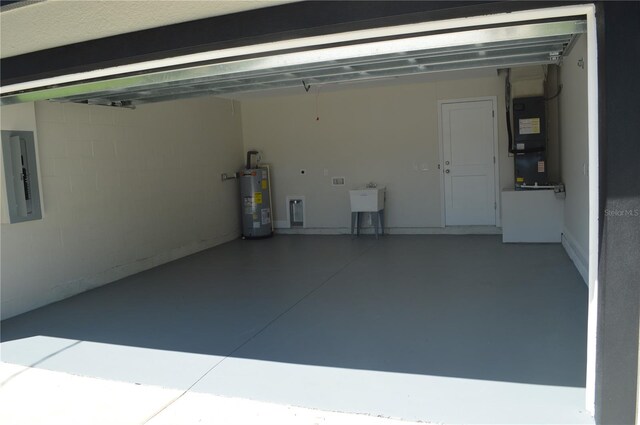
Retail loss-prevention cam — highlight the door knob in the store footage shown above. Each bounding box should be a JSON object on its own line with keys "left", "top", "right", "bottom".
{"left": 445, "top": 169, "right": 450, "bottom": 173}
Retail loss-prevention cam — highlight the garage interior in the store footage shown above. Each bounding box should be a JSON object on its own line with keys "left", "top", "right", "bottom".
{"left": 0, "top": 3, "right": 601, "bottom": 424}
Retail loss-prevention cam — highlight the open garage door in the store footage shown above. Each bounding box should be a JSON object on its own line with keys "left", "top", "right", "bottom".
{"left": 1, "top": 19, "right": 585, "bottom": 107}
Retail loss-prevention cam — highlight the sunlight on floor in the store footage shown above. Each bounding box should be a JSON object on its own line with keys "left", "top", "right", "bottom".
{"left": 0, "top": 336, "right": 593, "bottom": 424}
{"left": 0, "top": 362, "right": 420, "bottom": 425}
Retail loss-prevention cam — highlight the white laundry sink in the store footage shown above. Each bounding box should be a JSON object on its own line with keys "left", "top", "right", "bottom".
{"left": 349, "top": 187, "right": 385, "bottom": 212}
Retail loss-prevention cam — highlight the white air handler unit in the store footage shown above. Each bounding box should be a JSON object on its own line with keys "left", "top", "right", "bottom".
{"left": 240, "top": 151, "right": 272, "bottom": 239}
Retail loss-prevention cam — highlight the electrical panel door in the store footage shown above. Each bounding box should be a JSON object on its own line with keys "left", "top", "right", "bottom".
{"left": 2, "top": 130, "right": 42, "bottom": 223}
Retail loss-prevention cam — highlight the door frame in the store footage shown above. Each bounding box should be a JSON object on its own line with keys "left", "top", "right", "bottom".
{"left": 437, "top": 96, "right": 500, "bottom": 228}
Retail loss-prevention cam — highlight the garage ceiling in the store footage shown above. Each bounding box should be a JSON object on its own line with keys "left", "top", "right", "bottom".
{"left": 0, "top": 18, "right": 585, "bottom": 107}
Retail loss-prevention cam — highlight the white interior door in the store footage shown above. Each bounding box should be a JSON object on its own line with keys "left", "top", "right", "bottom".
{"left": 441, "top": 99, "right": 497, "bottom": 226}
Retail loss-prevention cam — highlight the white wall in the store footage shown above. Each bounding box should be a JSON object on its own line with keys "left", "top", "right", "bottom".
{"left": 240, "top": 75, "right": 512, "bottom": 231}
{"left": 0, "top": 97, "right": 243, "bottom": 319}
{"left": 559, "top": 34, "right": 589, "bottom": 282}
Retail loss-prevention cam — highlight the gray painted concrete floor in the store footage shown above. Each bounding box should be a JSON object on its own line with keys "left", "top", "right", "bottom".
{"left": 0, "top": 235, "right": 592, "bottom": 424}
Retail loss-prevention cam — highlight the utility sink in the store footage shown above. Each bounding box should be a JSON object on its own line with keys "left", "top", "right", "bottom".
{"left": 349, "top": 187, "right": 385, "bottom": 212}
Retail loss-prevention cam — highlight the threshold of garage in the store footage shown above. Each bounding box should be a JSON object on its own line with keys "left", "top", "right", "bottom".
{"left": 0, "top": 362, "right": 419, "bottom": 425}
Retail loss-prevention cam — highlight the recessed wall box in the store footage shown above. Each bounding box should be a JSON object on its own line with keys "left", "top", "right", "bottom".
{"left": 2, "top": 130, "right": 42, "bottom": 223}
{"left": 289, "top": 199, "right": 304, "bottom": 227}
{"left": 332, "top": 177, "right": 346, "bottom": 186}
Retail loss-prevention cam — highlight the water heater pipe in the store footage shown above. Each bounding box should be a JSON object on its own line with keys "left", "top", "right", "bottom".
{"left": 246, "top": 150, "right": 259, "bottom": 169}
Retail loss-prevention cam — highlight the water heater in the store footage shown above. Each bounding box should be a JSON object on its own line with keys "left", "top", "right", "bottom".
{"left": 240, "top": 151, "right": 272, "bottom": 239}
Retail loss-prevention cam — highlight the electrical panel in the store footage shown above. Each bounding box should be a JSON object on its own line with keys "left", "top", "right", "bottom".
{"left": 1, "top": 130, "right": 42, "bottom": 223}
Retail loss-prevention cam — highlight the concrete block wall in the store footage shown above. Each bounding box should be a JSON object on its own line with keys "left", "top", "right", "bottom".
{"left": 0, "top": 97, "right": 243, "bottom": 319}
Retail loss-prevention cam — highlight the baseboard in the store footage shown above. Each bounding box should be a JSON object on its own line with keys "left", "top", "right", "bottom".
{"left": 275, "top": 226, "right": 502, "bottom": 235}
{"left": 390, "top": 226, "right": 502, "bottom": 235}
{"left": 276, "top": 227, "right": 351, "bottom": 235}
{"left": 561, "top": 228, "right": 588, "bottom": 284}
{"left": 0, "top": 231, "right": 240, "bottom": 320}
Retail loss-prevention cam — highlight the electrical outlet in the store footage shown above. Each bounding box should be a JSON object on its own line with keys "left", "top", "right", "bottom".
{"left": 323, "top": 168, "right": 329, "bottom": 176}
